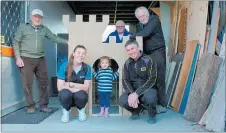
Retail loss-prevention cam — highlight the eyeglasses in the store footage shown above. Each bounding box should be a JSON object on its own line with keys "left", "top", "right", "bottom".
{"left": 116, "top": 26, "right": 125, "bottom": 28}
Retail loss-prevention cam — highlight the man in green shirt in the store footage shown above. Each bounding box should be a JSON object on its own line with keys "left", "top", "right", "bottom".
{"left": 12, "top": 9, "right": 68, "bottom": 113}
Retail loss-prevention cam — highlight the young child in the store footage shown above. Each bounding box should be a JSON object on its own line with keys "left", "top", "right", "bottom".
{"left": 93, "top": 56, "right": 119, "bottom": 117}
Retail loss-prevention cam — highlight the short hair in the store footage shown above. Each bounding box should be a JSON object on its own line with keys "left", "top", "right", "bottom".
{"left": 98, "top": 56, "right": 112, "bottom": 68}
{"left": 116, "top": 20, "right": 125, "bottom": 26}
{"left": 135, "top": 6, "right": 149, "bottom": 18}
{"left": 125, "top": 39, "right": 139, "bottom": 47}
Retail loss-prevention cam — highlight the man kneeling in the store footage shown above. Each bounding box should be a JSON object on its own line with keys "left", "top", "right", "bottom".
{"left": 119, "top": 39, "right": 158, "bottom": 124}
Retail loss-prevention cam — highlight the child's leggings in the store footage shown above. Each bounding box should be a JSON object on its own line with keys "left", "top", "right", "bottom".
{"left": 98, "top": 91, "right": 111, "bottom": 107}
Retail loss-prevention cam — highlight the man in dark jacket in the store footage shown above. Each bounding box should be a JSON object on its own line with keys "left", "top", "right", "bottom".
{"left": 119, "top": 39, "right": 158, "bottom": 124}
{"left": 104, "top": 20, "right": 132, "bottom": 43}
{"left": 133, "top": 6, "right": 167, "bottom": 112}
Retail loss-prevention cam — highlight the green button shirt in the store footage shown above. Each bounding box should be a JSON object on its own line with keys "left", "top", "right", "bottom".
{"left": 13, "top": 22, "right": 67, "bottom": 58}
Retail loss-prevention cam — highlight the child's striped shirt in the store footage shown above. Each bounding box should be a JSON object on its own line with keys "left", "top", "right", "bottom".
{"left": 93, "top": 67, "right": 119, "bottom": 92}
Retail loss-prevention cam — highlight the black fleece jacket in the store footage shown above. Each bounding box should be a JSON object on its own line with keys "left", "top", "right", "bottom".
{"left": 136, "top": 15, "right": 165, "bottom": 54}
{"left": 122, "top": 53, "right": 157, "bottom": 96}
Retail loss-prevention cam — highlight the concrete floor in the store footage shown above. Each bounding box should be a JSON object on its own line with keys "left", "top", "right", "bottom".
{"left": 1, "top": 97, "right": 206, "bottom": 132}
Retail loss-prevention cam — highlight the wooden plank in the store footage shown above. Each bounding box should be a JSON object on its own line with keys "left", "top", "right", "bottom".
{"left": 219, "top": 32, "right": 225, "bottom": 59}
{"left": 180, "top": 1, "right": 208, "bottom": 58}
{"left": 205, "top": 61, "right": 225, "bottom": 131}
{"left": 199, "top": 32, "right": 225, "bottom": 129}
{"left": 177, "top": 8, "right": 187, "bottom": 53}
{"left": 179, "top": 43, "right": 200, "bottom": 114}
{"left": 203, "top": 27, "right": 210, "bottom": 54}
{"left": 211, "top": 8, "right": 220, "bottom": 54}
{"left": 207, "top": 1, "right": 220, "bottom": 53}
{"left": 166, "top": 61, "right": 176, "bottom": 93}
{"left": 167, "top": 1, "right": 179, "bottom": 59}
{"left": 200, "top": 60, "right": 225, "bottom": 131}
{"left": 166, "top": 54, "right": 184, "bottom": 107}
{"left": 183, "top": 53, "right": 222, "bottom": 122}
{"left": 167, "top": 62, "right": 182, "bottom": 107}
{"left": 150, "top": 8, "right": 160, "bottom": 16}
{"left": 171, "top": 40, "right": 198, "bottom": 112}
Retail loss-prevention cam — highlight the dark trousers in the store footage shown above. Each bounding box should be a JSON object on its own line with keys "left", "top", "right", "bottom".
{"left": 119, "top": 89, "right": 157, "bottom": 117}
{"left": 59, "top": 89, "right": 88, "bottom": 111}
{"left": 98, "top": 91, "right": 111, "bottom": 107}
{"left": 20, "top": 56, "right": 49, "bottom": 108}
{"left": 148, "top": 48, "right": 167, "bottom": 107}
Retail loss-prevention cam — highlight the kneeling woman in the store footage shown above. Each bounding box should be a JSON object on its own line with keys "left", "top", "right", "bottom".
{"left": 57, "top": 45, "right": 91, "bottom": 123}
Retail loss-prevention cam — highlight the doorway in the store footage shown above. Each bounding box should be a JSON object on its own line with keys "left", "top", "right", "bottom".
{"left": 92, "top": 58, "right": 120, "bottom": 115}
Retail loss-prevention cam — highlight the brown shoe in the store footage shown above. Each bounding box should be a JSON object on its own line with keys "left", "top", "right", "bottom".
{"left": 27, "top": 107, "right": 35, "bottom": 113}
{"left": 40, "top": 107, "right": 53, "bottom": 113}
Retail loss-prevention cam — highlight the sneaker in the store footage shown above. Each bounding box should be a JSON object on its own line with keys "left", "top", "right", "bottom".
{"left": 156, "top": 105, "right": 167, "bottom": 114}
{"left": 61, "top": 109, "right": 70, "bottom": 123}
{"left": 77, "top": 108, "right": 87, "bottom": 121}
{"left": 147, "top": 116, "right": 157, "bottom": 124}
{"left": 27, "top": 107, "right": 35, "bottom": 113}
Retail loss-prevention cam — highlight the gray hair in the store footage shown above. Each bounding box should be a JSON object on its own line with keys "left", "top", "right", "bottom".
{"left": 135, "top": 6, "right": 149, "bottom": 18}
{"left": 116, "top": 20, "right": 125, "bottom": 26}
{"left": 125, "top": 39, "right": 139, "bottom": 47}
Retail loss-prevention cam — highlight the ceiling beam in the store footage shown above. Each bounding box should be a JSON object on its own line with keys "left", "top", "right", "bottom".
{"left": 76, "top": 13, "right": 135, "bottom": 15}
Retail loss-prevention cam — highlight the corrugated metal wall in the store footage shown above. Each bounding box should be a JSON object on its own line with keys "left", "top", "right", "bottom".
{"left": 1, "top": 1, "right": 75, "bottom": 116}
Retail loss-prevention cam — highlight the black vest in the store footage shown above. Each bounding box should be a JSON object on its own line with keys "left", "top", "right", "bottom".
{"left": 65, "top": 63, "right": 88, "bottom": 84}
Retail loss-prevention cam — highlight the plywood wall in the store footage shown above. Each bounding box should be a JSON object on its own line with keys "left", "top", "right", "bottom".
{"left": 62, "top": 15, "right": 143, "bottom": 116}
{"left": 179, "top": 1, "right": 208, "bottom": 58}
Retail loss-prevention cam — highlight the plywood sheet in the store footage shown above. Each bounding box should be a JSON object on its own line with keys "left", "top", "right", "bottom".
{"left": 165, "top": 61, "right": 176, "bottom": 93}
{"left": 62, "top": 15, "right": 143, "bottom": 116}
{"left": 171, "top": 40, "right": 198, "bottom": 112}
{"left": 179, "top": 44, "right": 200, "bottom": 114}
{"left": 166, "top": 54, "right": 184, "bottom": 107}
{"left": 167, "top": 62, "right": 182, "bottom": 107}
{"left": 150, "top": 8, "right": 160, "bottom": 16}
{"left": 183, "top": 53, "right": 222, "bottom": 122}
{"left": 203, "top": 27, "right": 210, "bottom": 54}
{"left": 167, "top": 1, "right": 179, "bottom": 59}
{"left": 199, "top": 60, "right": 225, "bottom": 131}
{"left": 180, "top": 1, "right": 208, "bottom": 58}
{"left": 207, "top": 3, "right": 220, "bottom": 54}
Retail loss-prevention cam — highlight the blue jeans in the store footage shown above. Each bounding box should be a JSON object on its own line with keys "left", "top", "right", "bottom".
{"left": 98, "top": 91, "right": 111, "bottom": 107}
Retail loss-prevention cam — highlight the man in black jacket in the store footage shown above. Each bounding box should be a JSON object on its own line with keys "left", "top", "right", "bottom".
{"left": 133, "top": 6, "right": 167, "bottom": 112}
{"left": 119, "top": 39, "right": 158, "bottom": 124}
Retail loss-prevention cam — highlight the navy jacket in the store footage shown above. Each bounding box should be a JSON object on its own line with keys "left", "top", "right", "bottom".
{"left": 104, "top": 29, "right": 132, "bottom": 43}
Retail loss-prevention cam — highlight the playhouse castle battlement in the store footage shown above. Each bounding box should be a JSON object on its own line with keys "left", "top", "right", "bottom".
{"left": 62, "top": 15, "right": 143, "bottom": 116}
